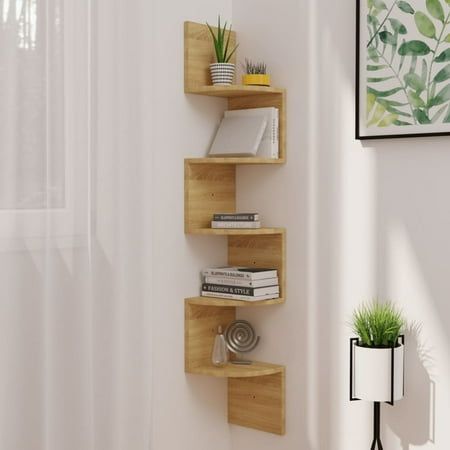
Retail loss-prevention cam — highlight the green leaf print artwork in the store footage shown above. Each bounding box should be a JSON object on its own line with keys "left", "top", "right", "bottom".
{"left": 364, "top": 0, "right": 450, "bottom": 130}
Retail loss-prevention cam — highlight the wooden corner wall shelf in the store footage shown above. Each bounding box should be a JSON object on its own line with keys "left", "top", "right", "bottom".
{"left": 183, "top": 20, "right": 287, "bottom": 436}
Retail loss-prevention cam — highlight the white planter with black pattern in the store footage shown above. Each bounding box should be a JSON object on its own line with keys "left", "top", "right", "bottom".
{"left": 210, "top": 63, "right": 235, "bottom": 85}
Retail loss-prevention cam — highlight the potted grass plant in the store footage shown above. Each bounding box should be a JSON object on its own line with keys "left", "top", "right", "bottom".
{"left": 206, "top": 16, "right": 238, "bottom": 85}
{"left": 242, "top": 59, "right": 270, "bottom": 87}
{"left": 351, "top": 301, "right": 405, "bottom": 402}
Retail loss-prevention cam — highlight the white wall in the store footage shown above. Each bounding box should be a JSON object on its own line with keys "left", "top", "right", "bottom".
{"left": 150, "top": 2, "right": 234, "bottom": 450}
{"left": 150, "top": 0, "right": 450, "bottom": 448}
{"left": 232, "top": 1, "right": 450, "bottom": 450}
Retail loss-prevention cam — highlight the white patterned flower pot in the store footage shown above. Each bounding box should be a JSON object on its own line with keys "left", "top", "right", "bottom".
{"left": 353, "top": 344, "right": 404, "bottom": 402}
{"left": 210, "top": 63, "right": 235, "bottom": 85}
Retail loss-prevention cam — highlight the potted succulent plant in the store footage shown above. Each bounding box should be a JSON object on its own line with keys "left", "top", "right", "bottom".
{"left": 350, "top": 301, "right": 405, "bottom": 402}
{"left": 242, "top": 59, "right": 271, "bottom": 87}
{"left": 206, "top": 16, "right": 238, "bottom": 85}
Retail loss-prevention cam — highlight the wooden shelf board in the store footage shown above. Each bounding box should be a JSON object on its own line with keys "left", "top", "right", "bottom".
{"left": 186, "top": 85, "right": 285, "bottom": 98}
{"left": 186, "top": 227, "right": 285, "bottom": 236}
{"left": 186, "top": 296, "right": 285, "bottom": 307}
{"left": 185, "top": 157, "right": 285, "bottom": 165}
{"left": 187, "top": 361, "right": 284, "bottom": 378}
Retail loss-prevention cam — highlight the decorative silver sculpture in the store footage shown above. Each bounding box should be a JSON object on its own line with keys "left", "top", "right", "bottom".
{"left": 224, "top": 320, "right": 260, "bottom": 365}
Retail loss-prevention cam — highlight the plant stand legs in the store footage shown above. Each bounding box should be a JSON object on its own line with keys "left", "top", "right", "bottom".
{"left": 370, "top": 402, "right": 383, "bottom": 450}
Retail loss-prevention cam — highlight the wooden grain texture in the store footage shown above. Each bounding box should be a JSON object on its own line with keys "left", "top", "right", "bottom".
{"left": 228, "top": 90, "right": 286, "bottom": 162}
{"left": 228, "top": 230, "right": 286, "bottom": 299}
{"left": 185, "top": 157, "right": 284, "bottom": 165}
{"left": 186, "top": 296, "right": 285, "bottom": 308}
{"left": 184, "top": 161, "right": 235, "bottom": 232}
{"left": 228, "top": 369, "right": 286, "bottom": 434}
{"left": 189, "top": 361, "right": 284, "bottom": 378}
{"left": 185, "top": 302, "right": 235, "bottom": 372}
{"left": 187, "top": 85, "right": 284, "bottom": 97}
{"left": 184, "top": 21, "right": 237, "bottom": 91}
{"left": 187, "top": 227, "right": 284, "bottom": 236}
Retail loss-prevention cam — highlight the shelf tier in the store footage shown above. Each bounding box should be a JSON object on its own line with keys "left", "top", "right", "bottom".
{"left": 187, "top": 227, "right": 284, "bottom": 236}
{"left": 185, "top": 299, "right": 286, "bottom": 435}
{"left": 187, "top": 361, "right": 284, "bottom": 378}
{"left": 186, "top": 85, "right": 285, "bottom": 98}
{"left": 186, "top": 296, "right": 285, "bottom": 307}
{"left": 185, "top": 157, "right": 285, "bottom": 165}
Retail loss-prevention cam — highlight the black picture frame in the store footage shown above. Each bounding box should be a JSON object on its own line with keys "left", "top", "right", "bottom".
{"left": 355, "top": 0, "right": 450, "bottom": 140}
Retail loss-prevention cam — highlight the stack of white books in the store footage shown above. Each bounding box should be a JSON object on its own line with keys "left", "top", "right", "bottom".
{"left": 201, "top": 267, "right": 279, "bottom": 301}
{"left": 211, "top": 212, "right": 261, "bottom": 229}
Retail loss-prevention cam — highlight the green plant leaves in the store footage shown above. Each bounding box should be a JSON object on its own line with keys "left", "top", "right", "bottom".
{"left": 378, "top": 114, "right": 399, "bottom": 126}
{"left": 367, "top": 92, "right": 377, "bottom": 118}
{"left": 206, "top": 17, "right": 238, "bottom": 63}
{"left": 414, "top": 108, "right": 432, "bottom": 123}
{"left": 435, "top": 49, "right": 450, "bottom": 62}
{"left": 368, "top": 47, "right": 380, "bottom": 62}
{"left": 398, "top": 1, "right": 415, "bottom": 14}
{"left": 428, "top": 83, "right": 450, "bottom": 106}
{"left": 421, "top": 59, "right": 428, "bottom": 83}
{"left": 408, "top": 90, "right": 426, "bottom": 107}
{"left": 388, "top": 18, "right": 408, "bottom": 34}
{"left": 398, "top": 40, "right": 431, "bottom": 55}
{"left": 351, "top": 302, "right": 405, "bottom": 347}
{"left": 372, "top": 0, "right": 388, "bottom": 9}
{"left": 367, "top": 103, "right": 386, "bottom": 126}
{"left": 431, "top": 104, "right": 448, "bottom": 122}
{"left": 368, "top": 76, "right": 396, "bottom": 82}
{"left": 426, "top": 0, "right": 445, "bottom": 22}
{"left": 368, "top": 86, "right": 404, "bottom": 97}
{"left": 380, "top": 30, "right": 397, "bottom": 45}
{"left": 444, "top": 104, "right": 450, "bottom": 122}
{"left": 404, "top": 72, "right": 426, "bottom": 91}
{"left": 433, "top": 63, "right": 450, "bottom": 82}
{"left": 444, "top": 34, "right": 450, "bottom": 42}
{"left": 367, "top": 64, "right": 389, "bottom": 70}
{"left": 368, "top": 14, "right": 380, "bottom": 26}
{"left": 414, "top": 12, "right": 437, "bottom": 38}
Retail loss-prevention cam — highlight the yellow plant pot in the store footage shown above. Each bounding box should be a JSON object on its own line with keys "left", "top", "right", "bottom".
{"left": 242, "top": 74, "right": 271, "bottom": 87}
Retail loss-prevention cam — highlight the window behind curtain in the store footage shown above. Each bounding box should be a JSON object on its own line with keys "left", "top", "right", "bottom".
{"left": 0, "top": 0, "right": 65, "bottom": 210}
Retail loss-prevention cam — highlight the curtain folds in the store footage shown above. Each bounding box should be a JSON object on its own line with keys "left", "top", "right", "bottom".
{"left": 0, "top": 1, "right": 152, "bottom": 449}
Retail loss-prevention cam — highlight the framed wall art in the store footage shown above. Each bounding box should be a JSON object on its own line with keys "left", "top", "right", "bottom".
{"left": 356, "top": 0, "right": 450, "bottom": 139}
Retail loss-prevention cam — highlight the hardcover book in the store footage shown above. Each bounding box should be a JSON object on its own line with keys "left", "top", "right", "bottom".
{"left": 208, "top": 115, "right": 267, "bottom": 156}
{"left": 211, "top": 220, "right": 261, "bottom": 229}
{"left": 202, "top": 283, "right": 279, "bottom": 297}
{"left": 202, "top": 267, "right": 278, "bottom": 280}
{"left": 224, "top": 107, "right": 279, "bottom": 159}
{"left": 213, "top": 213, "right": 259, "bottom": 222}
{"left": 201, "top": 291, "right": 279, "bottom": 302}
{"left": 204, "top": 276, "right": 278, "bottom": 288}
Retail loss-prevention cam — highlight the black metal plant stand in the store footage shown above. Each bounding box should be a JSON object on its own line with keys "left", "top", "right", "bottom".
{"left": 350, "top": 336, "right": 405, "bottom": 450}
{"left": 371, "top": 402, "right": 382, "bottom": 450}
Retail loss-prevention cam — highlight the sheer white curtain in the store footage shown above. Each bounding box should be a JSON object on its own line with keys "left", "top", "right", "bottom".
{"left": 0, "top": 1, "right": 153, "bottom": 449}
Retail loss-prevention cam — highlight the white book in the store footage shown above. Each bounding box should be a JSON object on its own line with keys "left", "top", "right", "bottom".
{"left": 204, "top": 276, "right": 279, "bottom": 288}
{"left": 202, "top": 267, "right": 278, "bottom": 280}
{"left": 209, "top": 115, "right": 267, "bottom": 156}
{"left": 201, "top": 291, "right": 279, "bottom": 302}
{"left": 224, "top": 107, "right": 279, "bottom": 159}
{"left": 211, "top": 220, "right": 261, "bottom": 229}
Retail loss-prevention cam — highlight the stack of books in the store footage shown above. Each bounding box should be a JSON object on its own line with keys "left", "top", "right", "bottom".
{"left": 211, "top": 212, "right": 261, "bottom": 229}
{"left": 201, "top": 267, "right": 279, "bottom": 302}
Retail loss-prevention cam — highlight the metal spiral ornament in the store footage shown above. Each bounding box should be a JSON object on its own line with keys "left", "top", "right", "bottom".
{"left": 224, "top": 320, "right": 260, "bottom": 354}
